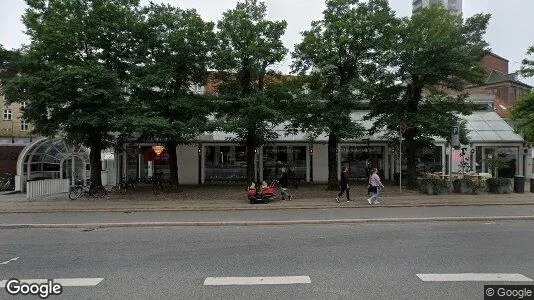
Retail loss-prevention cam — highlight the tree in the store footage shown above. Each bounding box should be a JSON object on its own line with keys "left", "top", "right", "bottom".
{"left": 366, "top": 5, "right": 490, "bottom": 187}
{"left": 0, "top": 45, "right": 19, "bottom": 75}
{"left": 521, "top": 46, "right": 534, "bottom": 77}
{"left": 510, "top": 92, "right": 534, "bottom": 142}
{"left": 0, "top": 0, "right": 141, "bottom": 187}
{"left": 125, "top": 3, "right": 216, "bottom": 187}
{"left": 290, "top": 0, "right": 398, "bottom": 189}
{"left": 212, "top": 0, "right": 288, "bottom": 183}
{"left": 513, "top": 46, "right": 534, "bottom": 142}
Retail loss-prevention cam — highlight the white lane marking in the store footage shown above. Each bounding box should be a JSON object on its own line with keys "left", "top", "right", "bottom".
{"left": 204, "top": 276, "right": 311, "bottom": 285}
{"left": 417, "top": 273, "right": 533, "bottom": 282}
{"left": 0, "top": 278, "right": 104, "bottom": 287}
{"left": 0, "top": 257, "right": 19, "bottom": 265}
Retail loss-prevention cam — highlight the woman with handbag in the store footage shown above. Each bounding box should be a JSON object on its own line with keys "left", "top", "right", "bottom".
{"left": 367, "top": 168, "right": 384, "bottom": 205}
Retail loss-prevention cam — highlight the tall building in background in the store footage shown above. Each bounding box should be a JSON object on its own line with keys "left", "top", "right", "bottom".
{"left": 412, "top": 0, "right": 462, "bottom": 15}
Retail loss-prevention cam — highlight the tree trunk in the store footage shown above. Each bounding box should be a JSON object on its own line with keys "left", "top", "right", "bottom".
{"left": 166, "top": 141, "right": 179, "bottom": 189}
{"left": 89, "top": 135, "right": 103, "bottom": 187}
{"left": 327, "top": 133, "right": 339, "bottom": 190}
{"left": 405, "top": 138, "right": 418, "bottom": 188}
{"left": 405, "top": 83, "right": 423, "bottom": 188}
{"left": 246, "top": 129, "right": 256, "bottom": 184}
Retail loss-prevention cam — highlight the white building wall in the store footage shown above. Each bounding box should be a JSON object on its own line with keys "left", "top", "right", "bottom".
{"left": 177, "top": 145, "right": 199, "bottom": 185}
{"left": 312, "top": 144, "right": 328, "bottom": 183}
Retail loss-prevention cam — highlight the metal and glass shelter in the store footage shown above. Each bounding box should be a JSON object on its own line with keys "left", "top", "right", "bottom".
{"left": 15, "top": 137, "right": 90, "bottom": 191}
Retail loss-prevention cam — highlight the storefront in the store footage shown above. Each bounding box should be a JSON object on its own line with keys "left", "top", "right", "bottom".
{"left": 112, "top": 111, "right": 529, "bottom": 185}
{"left": 262, "top": 145, "right": 308, "bottom": 180}
{"left": 204, "top": 144, "right": 248, "bottom": 183}
{"left": 474, "top": 145, "right": 519, "bottom": 177}
{"left": 121, "top": 144, "right": 172, "bottom": 181}
{"left": 340, "top": 145, "right": 385, "bottom": 180}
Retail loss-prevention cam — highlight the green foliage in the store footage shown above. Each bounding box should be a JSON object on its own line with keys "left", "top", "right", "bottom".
{"left": 0, "top": 45, "right": 20, "bottom": 79}
{"left": 483, "top": 155, "right": 507, "bottom": 176}
{"left": 212, "top": 0, "right": 289, "bottom": 182}
{"left": 290, "top": 0, "right": 398, "bottom": 187}
{"left": 368, "top": 6, "right": 490, "bottom": 139}
{"left": 366, "top": 5, "right": 490, "bottom": 185}
{"left": 486, "top": 177, "right": 511, "bottom": 194}
{"left": 418, "top": 178, "right": 448, "bottom": 195}
{"left": 521, "top": 46, "right": 534, "bottom": 78}
{"left": 291, "top": 0, "right": 397, "bottom": 139}
{"left": 510, "top": 91, "right": 534, "bottom": 142}
{"left": 0, "top": 0, "right": 142, "bottom": 186}
{"left": 452, "top": 177, "right": 482, "bottom": 194}
{"left": 126, "top": 3, "right": 216, "bottom": 145}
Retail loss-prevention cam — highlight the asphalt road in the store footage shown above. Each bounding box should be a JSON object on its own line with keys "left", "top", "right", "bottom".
{"left": 1, "top": 221, "right": 533, "bottom": 299}
{"left": 1, "top": 205, "right": 534, "bottom": 226}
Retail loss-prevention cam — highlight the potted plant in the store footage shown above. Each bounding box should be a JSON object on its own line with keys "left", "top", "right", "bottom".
{"left": 419, "top": 178, "right": 447, "bottom": 195}
{"left": 484, "top": 155, "right": 511, "bottom": 194}
{"left": 452, "top": 177, "right": 474, "bottom": 194}
{"left": 487, "top": 177, "right": 511, "bottom": 194}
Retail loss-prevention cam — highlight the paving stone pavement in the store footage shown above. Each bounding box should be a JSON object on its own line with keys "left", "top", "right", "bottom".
{"left": 0, "top": 181, "right": 533, "bottom": 213}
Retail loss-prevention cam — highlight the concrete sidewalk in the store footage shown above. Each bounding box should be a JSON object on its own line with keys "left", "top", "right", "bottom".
{"left": 0, "top": 183, "right": 533, "bottom": 213}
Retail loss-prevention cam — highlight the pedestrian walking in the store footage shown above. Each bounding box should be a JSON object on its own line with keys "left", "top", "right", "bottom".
{"left": 336, "top": 167, "right": 351, "bottom": 203}
{"left": 279, "top": 167, "right": 292, "bottom": 200}
{"left": 367, "top": 168, "right": 384, "bottom": 205}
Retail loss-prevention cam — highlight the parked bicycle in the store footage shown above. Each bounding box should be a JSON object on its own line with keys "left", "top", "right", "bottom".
{"left": 152, "top": 176, "right": 163, "bottom": 195}
{"left": 151, "top": 170, "right": 165, "bottom": 195}
{"left": 110, "top": 177, "right": 136, "bottom": 195}
{"left": 0, "top": 173, "right": 15, "bottom": 191}
{"left": 69, "top": 179, "right": 106, "bottom": 200}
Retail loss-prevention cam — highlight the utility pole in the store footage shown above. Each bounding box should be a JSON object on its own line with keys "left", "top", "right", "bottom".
{"left": 399, "top": 123, "right": 407, "bottom": 193}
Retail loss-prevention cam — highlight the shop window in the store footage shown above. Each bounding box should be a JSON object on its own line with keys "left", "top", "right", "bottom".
{"left": 204, "top": 145, "right": 247, "bottom": 183}
{"left": 263, "top": 145, "right": 307, "bottom": 180}
{"left": 415, "top": 146, "right": 442, "bottom": 174}
{"left": 479, "top": 147, "right": 518, "bottom": 177}
{"left": 341, "top": 146, "right": 384, "bottom": 180}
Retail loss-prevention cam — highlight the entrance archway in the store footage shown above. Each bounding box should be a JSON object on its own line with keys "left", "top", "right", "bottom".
{"left": 15, "top": 138, "right": 90, "bottom": 191}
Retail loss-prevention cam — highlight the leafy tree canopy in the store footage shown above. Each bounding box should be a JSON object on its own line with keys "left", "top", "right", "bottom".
{"left": 125, "top": 3, "right": 216, "bottom": 145}
{"left": 366, "top": 4, "right": 490, "bottom": 185}
{"left": 510, "top": 92, "right": 534, "bottom": 142}
{"left": 290, "top": 0, "right": 399, "bottom": 187}
{"left": 212, "top": 0, "right": 289, "bottom": 182}
{"left": 1, "top": 0, "right": 142, "bottom": 186}
{"left": 521, "top": 46, "right": 534, "bottom": 78}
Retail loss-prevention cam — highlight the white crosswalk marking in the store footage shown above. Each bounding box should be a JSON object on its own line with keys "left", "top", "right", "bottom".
{"left": 0, "top": 278, "right": 104, "bottom": 287}
{"left": 417, "top": 273, "right": 533, "bottom": 282}
{"left": 204, "top": 276, "right": 311, "bottom": 285}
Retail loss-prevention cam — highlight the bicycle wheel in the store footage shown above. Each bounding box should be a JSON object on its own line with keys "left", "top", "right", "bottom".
{"left": 69, "top": 187, "right": 82, "bottom": 200}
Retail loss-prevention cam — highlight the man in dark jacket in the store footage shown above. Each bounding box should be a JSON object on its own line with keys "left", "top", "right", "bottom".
{"left": 279, "top": 167, "right": 292, "bottom": 200}
{"left": 336, "top": 167, "right": 351, "bottom": 203}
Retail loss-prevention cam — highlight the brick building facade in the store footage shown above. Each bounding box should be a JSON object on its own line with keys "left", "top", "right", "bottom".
{"left": 466, "top": 52, "right": 532, "bottom": 119}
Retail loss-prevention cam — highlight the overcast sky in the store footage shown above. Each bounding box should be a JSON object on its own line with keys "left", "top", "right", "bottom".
{"left": 1, "top": 0, "right": 533, "bottom": 85}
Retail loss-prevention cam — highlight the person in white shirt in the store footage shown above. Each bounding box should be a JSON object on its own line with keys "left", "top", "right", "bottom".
{"left": 367, "top": 168, "right": 384, "bottom": 205}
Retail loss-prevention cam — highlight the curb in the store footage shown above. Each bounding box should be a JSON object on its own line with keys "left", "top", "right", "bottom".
{"left": 1, "top": 202, "right": 534, "bottom": 213}
{"left": 1, "top": 216, "right": 534, "bottom": 229}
